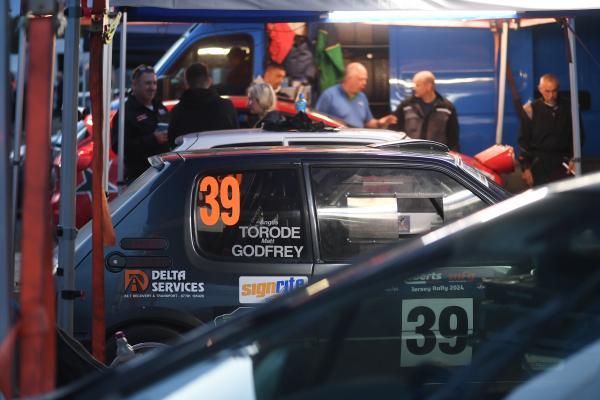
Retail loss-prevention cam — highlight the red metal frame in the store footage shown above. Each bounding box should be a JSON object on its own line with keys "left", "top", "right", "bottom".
{"left": 19, "top": 16, "right": 56, "bottom": 396}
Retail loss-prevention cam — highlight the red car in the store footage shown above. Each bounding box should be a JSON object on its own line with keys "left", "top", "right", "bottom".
{"left": 51, "top": 97, "right": 512, "bottom": 227}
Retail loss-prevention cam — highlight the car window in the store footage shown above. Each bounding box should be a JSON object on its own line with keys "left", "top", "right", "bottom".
{"left": 310, "top": 166, "right": 487, "bottom": 261}
{"left": 166, "top": 33, "right": 253, "bottom": 99}
{"left": 194, "top": 169, "right": 309, "bottom": 263}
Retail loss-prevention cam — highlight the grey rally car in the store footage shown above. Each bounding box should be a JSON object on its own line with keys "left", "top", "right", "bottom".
{"left": 70, "top": 144, "right": 508, "bottom": 355}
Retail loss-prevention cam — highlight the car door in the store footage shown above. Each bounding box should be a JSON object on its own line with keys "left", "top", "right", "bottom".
{"left": 305, "top": 160, "right": 491, "bottom": 276}
{"left": 185, "top": 161, "right": 314, "bottom": 315}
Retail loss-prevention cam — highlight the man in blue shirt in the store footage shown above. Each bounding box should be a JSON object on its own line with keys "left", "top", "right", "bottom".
{"left": 316, "top": 62, "right": 397, "bottom": 128}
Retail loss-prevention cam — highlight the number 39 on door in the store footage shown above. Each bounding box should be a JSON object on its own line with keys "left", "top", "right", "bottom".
{"left": 400, "top": 298, "right": 474, "bottom": 367}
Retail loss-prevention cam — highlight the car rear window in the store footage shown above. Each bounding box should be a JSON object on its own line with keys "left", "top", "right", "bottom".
{"left": 194, "top": 169, "right": 309, "bottom": 263}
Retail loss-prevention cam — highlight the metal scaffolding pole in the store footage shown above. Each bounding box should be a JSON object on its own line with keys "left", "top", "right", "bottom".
{"left": 57, "top": 0, "right": 82, "bottom": 334}
{"left": 117, "top": 11, "right": 127, "bottom": 185}
{"left": 103, "top": 41, "right": 113, "bottom": 192}
{"left": 0, "top": 0, "right": 14, "bottom": 345}
{"left": 11, "top": 16, "right": 26, "bottom": 274}
{"left": 567, "top": 18, "right": 582, "bottom": 176}
{"left": 495, "top": 21, "right": 509, "bottom": 144}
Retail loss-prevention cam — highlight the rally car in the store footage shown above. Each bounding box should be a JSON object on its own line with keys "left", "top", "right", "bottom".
{"left": 59, "top": 171, "right": 600, "bottom": 400}
{"left": 51, "top": 96, "right": 512, "bottom": 228}
{"left": 69, "top": 144, "right": 508, "bottom": 357}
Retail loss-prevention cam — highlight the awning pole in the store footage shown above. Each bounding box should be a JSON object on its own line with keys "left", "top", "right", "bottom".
{"left": 495, "top": 20, "right": 508, "bottom": 144}
{"left": 11, "top": 16, "right": 27, "bottom": 266}
{"left": 567, "top": 18, "right": 582, "bottom": 176}
{"left": 0, "top": 0, "right": 13, "bottom": 346}
{"left": 102, "top": 41, "right": 112, "bottom": 192}
{"left": 20, "top": 14, "right": 57, "bottom": 395}
{"left": 57, "top": 0, "right": 82, "bottom": 335}
{"left": 117, "top": 11, "right": 127, "bottom": 185}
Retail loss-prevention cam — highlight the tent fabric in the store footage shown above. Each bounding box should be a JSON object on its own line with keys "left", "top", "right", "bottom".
{"left": 315, "top": 28, "right": 344, "bottom": 92}
{"left": 122, "top": 8, "right": 327, "bottom": 23}
{"left": 267, "top": 23, "right": 295, "bottom": 64}
{"left": 111, "top": 0, "right": 600, "bottom": 12}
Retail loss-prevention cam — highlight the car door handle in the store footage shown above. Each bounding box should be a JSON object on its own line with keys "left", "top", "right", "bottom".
{"left": 106, "top": 252, "right": 172, "bottom": 272}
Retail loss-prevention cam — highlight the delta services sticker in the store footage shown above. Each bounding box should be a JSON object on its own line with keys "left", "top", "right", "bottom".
{"left": 124, "top": 269, "right": 205, "bottom": 299}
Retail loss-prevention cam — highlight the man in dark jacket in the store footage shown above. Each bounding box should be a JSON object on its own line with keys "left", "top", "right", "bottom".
{"left": 518, "top": 73, "right": 579, "bottom": 187}
{"left": 391, "top": 71, "right": 459, "bottom": 151}
{"left": 111, "top": 65, "right": 170, "bottom": 182}
{"left": 168, "top": 63, "right": 239, "bottom": 148}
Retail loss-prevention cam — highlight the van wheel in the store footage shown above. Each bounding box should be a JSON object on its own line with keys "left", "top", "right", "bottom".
{"left": 105, "top": 324, "right": 182, "bottom": 363}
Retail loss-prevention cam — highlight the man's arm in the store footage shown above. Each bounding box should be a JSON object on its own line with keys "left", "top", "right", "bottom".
{"left": 167, "top": 104, "right": 182, "bottom": 149}
{"left": 222, "top": 100, "right": 240, "bottom": 129}
{"left": 365, "top": 114, "right": 398, "bottom": 129}
{"left": 388, "top": 102, "right": 405, "bottom": 132}
{"left": 446, "top": 106, "right": 460, "bottom": 151}
{"left": 518, "top": 103, "right": 534, "bottom": 186}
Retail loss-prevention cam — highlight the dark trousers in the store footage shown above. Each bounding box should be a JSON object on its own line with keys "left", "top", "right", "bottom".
{"left": 531, "top": 155, "right": 570, "bottom": 186}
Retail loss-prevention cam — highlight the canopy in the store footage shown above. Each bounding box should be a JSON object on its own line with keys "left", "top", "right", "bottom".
{"left": 111, "top": 0, "right": 600, "bottom": 22}
{"left": 111, "top": 0, "right": 600, "bottom": 11}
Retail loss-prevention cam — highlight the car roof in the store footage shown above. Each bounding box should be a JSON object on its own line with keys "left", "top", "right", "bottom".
{"left": 175, "top": 128, "right": 409, "bottom": 151}
{"left": 167, "top": 143, "right": 457, "bottom": 165}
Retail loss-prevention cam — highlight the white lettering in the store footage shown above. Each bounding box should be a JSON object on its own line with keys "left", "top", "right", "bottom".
{"left": 248, "top": 226, "right": 259, "bottom": 238}
{"left": 231, "top": 245, "right": 304, "bottom": 258}
{"left": 294, "top": 246, "right": 303, "bottom": 257}
{"left": 238, "top": 225, "right": 302, "bottom": 240}
{"left": 232, "top": 244, "right": 242, "bottom": 256}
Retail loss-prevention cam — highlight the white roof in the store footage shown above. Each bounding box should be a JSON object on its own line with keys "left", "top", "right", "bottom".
{"left": 177, "top": 128, "right": 409, "bottom": 151}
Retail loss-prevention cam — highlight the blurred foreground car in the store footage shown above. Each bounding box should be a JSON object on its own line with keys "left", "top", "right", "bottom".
{"left": 57, "top": 172, "right": 600, "bottom": 400}
{"left": 51, "top": 97, "right": 511, "bottom": 228}
{"left": 70, "top": 144, "right": 507, "bottom": 356}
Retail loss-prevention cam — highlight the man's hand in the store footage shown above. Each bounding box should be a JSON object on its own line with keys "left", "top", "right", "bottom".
{"left": 566, "top": 159, "right": 576, "bottom": 175}
{"left": 366, "top": 114, "right": 398, "bottom": 129}
{"left": 378, "top": 114, "right": 398, "bottom": 128}
{"left": 521, "top": 168, "right": 534, "bottom": 187}
{"left": 154, "top": 130, "right": 168, "bottom": 144}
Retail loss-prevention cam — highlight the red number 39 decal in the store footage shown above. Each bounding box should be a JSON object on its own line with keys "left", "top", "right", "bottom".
{"left": 199, "top": 175, "right": 240, "bottom": 226}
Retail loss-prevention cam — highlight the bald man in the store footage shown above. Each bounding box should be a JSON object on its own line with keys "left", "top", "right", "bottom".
{"left": 391, "top": 71, "right": 459, "bottom": 151}
{"left": 518, "top": 73, "right": 578, "bottom": 187}
{"left": 315, "top": 62, "right": 396, "bottom": 128}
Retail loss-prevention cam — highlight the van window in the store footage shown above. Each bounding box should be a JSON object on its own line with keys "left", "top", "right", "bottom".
{"left": 166, "top": 33, "right": 253, "bottom": 99}
{"left": 310, "top": 166, "right": 486, "bottom": 261}
{"left": 194, "top": 169, "right": 308, "bottom": 263}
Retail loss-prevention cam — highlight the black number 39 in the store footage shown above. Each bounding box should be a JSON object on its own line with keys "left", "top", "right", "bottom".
{"left": 406, "top": 305, "right": 469, "bottom": 355}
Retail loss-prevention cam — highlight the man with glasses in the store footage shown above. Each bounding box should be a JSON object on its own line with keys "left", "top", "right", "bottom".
{"left": 111, "top": 64, "right": 170, "bottom": 182}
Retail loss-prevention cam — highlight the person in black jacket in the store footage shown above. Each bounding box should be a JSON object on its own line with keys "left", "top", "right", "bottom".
{"left": 518, "top": 74, "right": 579, "bottom": 187}
{"left": 390, "top": 71, "right": 459, "bottom": 151}
{"left": 111, "top": 65, "right": 170, "bottom": 183}
{"left": 168, "top": 63, "right": 239, "bottom": 148}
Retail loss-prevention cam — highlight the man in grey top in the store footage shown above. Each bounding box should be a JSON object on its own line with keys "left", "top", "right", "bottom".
{"left": 391, "top": 71, "right": 459, "bottom": 151}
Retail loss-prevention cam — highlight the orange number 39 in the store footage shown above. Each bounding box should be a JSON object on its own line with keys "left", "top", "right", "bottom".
{"left": 199, "top": 175, "right": 240, "bottom": 226}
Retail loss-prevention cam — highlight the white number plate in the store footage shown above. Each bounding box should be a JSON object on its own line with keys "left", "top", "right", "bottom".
{"left": 401, "top": 298, "right": 474, "bottom": 367}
